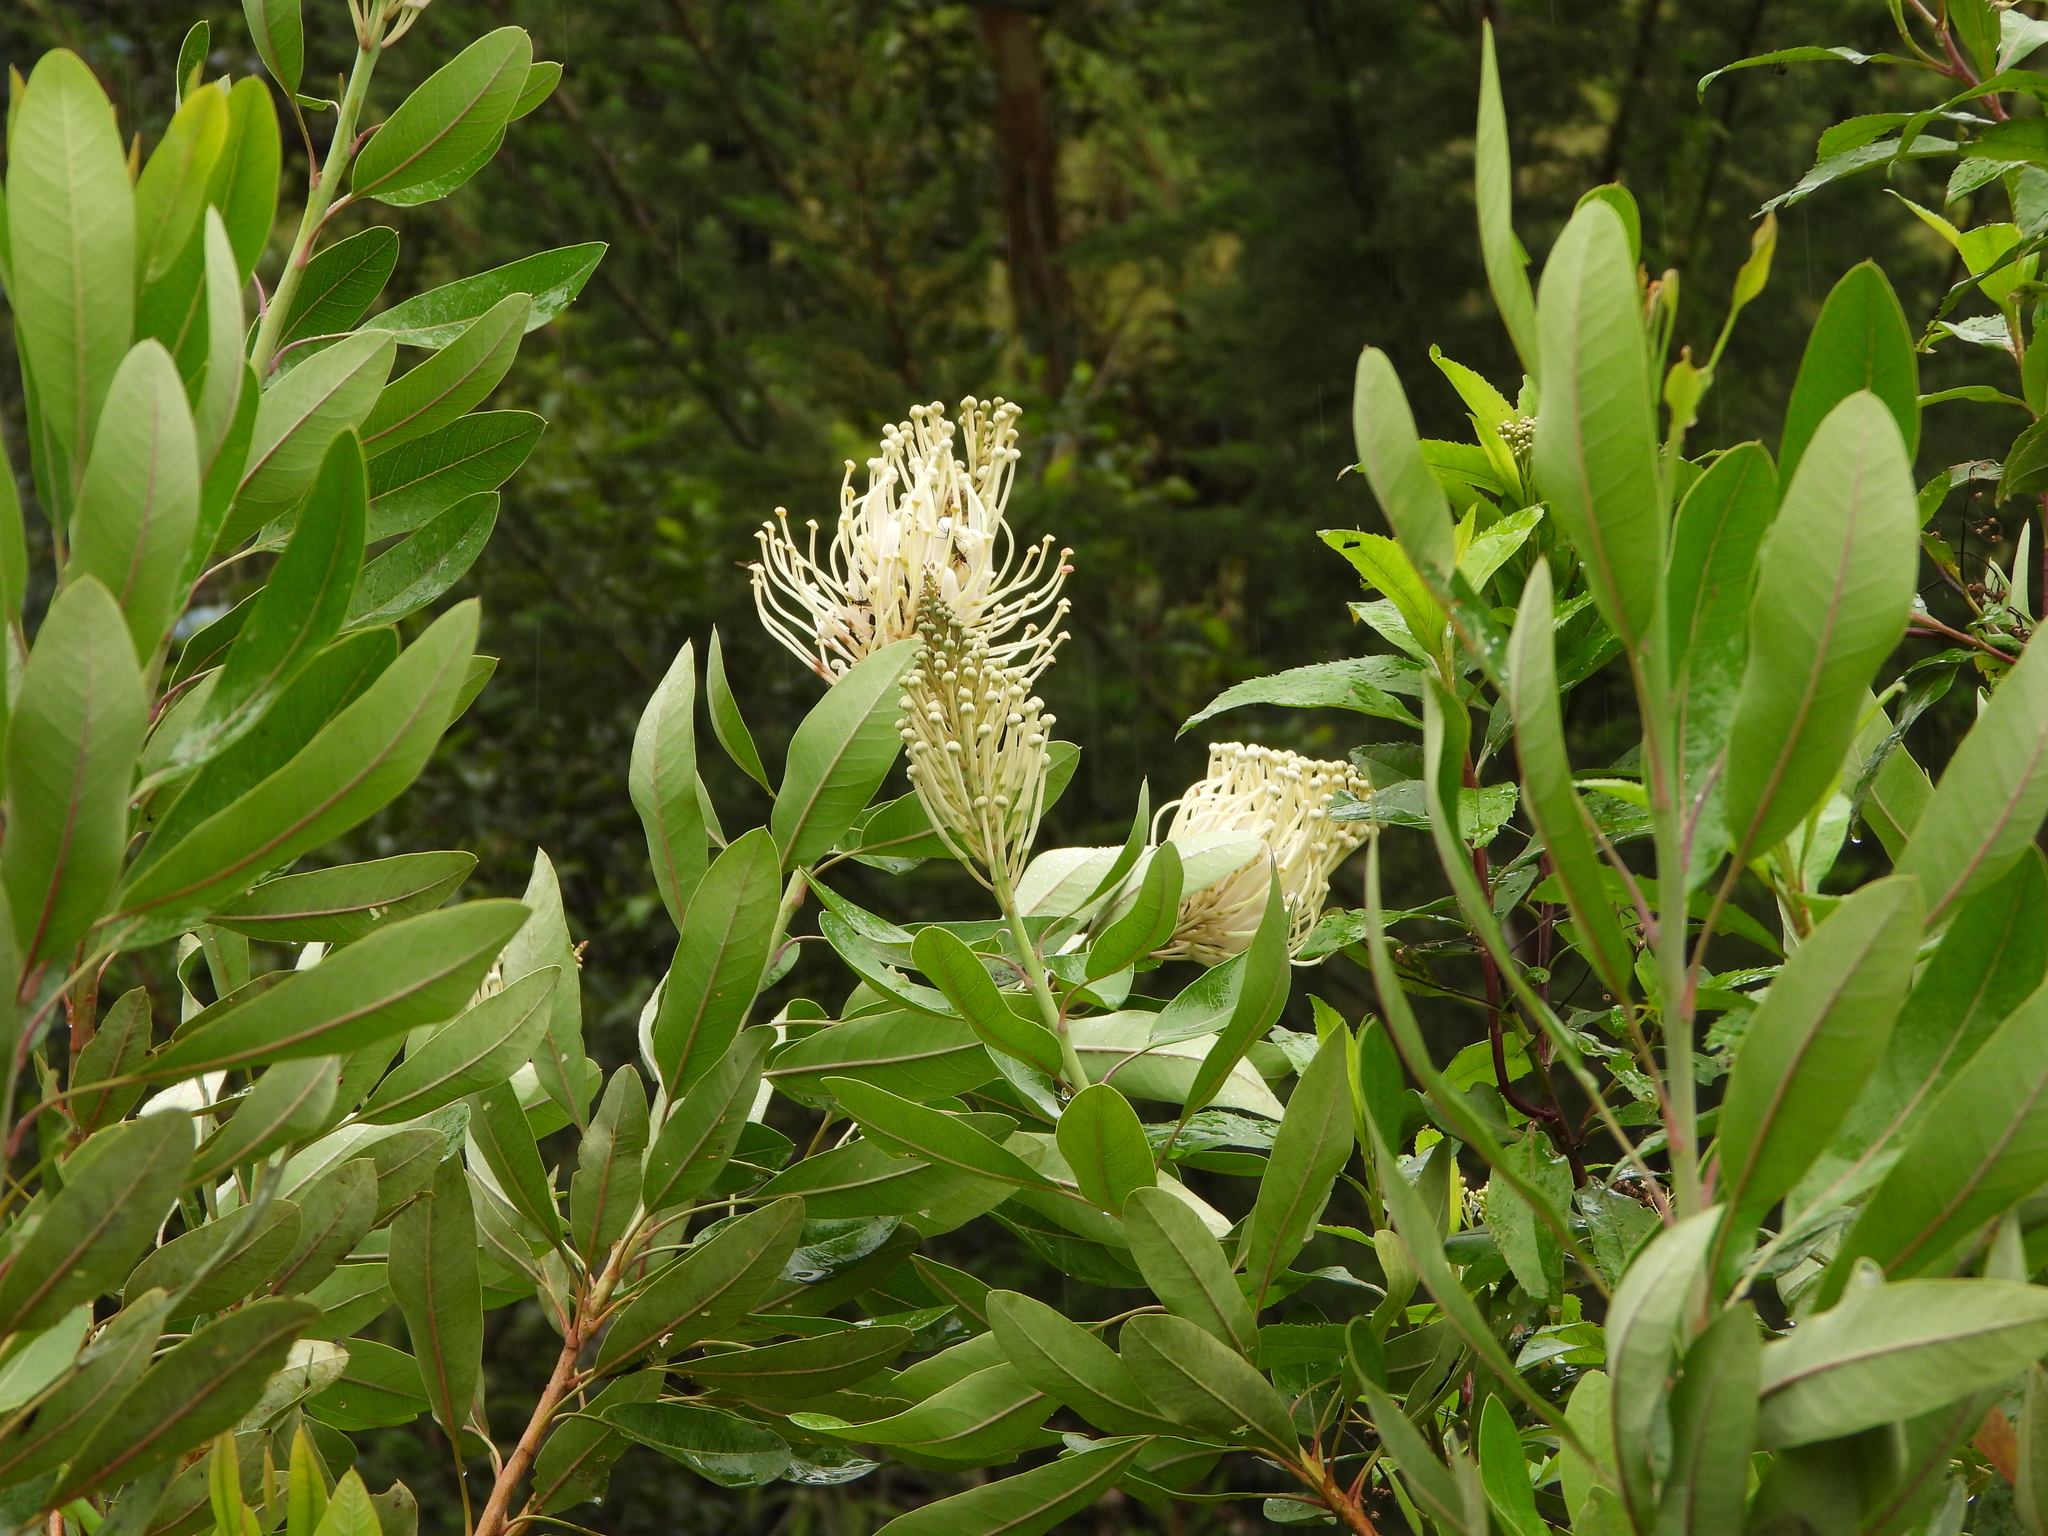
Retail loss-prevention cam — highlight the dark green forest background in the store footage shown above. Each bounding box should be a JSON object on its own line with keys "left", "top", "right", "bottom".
{"left": 0, "top": 0, "right": 2010, "bottom": 1529}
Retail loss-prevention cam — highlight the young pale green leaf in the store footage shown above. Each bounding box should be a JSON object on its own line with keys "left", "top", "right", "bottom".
{"left": 191, "top": 212, "right": 247, "bottom": 478}
{"left": 145, "top": 899, "right": 527, "bottom": 1078}
{"left": 641, "top": 1027, "right": 771, "bottom": 1215}
{"left": 54, "top": 1297, "right": 317, "bottom": 1501}
{"left": 570, "top": 1065, "right": 649, "bottom": 1260}
{"left": 1656, "top": 1304, "right": 1760, "bottom": 1536}
{"left": 207, "top": 77, "right": 282, "bottom": 283}
{"left": 191, "top": 1055, "right": 340, "bottom": 1185}
{"left": 134, "top": 85, "right": 227, "bottom": 288}
{"left": 212, "top": 850, "right": 476, "bottom": 944}
{"left": 230, "top": 329, "right": 394, "bottom": 537}
{"left": 987, "top": 1289, "right": 1178, "bottom": 1436}
{"left": 353, "top": 28, "right": 532, "bottom": 202}
{"left": 1605, "top": 1207, "right": 1723, "bottom": 1523}
{"left": 1716, "top": 877, "right": 1921, "bottom": 1239}
{"left": 1507, "top": 562, "right": 1633, "bottom": 999}
{"left": 67, "top": 342, "right": 202, "bottom": 661}
{"left": 1351, "top": 347, "right": 1456, "bottom": 586}
{"left": 1237, "top": 1027, "right": 1354, "bottom": 1306}
{"left": 1183, "top": 863, "right": 1289, "bottom": 1119}
{"left": 359, "top": 293, "right": 529, "bottom": 453}
{"left": 1122, "top": 1184, "right": 1256, "bottom": 1353}
{"left": 869, "top": 1439, "right": 1146, "bottom": 1536}
{"left": 826, "top": 1076, "right": 1059, "bottom": 1192}
{"left": 3, "top": 577, "right": 146, "bottom": 962}
{"left": 1532, "top": 198, "right": 1663, "bottom": 655}
{"left": 529, "top": 1370, "right": 662, "bottom": 1515}
{"left": 1476, "top": 22, "right": 1539, "bottom": 375}
{"left": 707, "top": 626, "right": 773, "bottom": 790}
{"left": 466, "top": 1081, "right": 563, "bottom": 1239}
{"left": 501, "top": 848, "right": 587, "bottom": 1126}
{"left": 345, "top": 490, "right": 495, "bottom": 630}
{"left": 772, "top": 639, "right": 919, "bottom": 867}
{"left": 1779, "top": 262, "right": 1919, "bottom": 486}
{"left": 0, "top": 1115, "right": 190, "bottom": 1335}
{"left": 367, "top": 410, "right": 543, "bottom": 539}
{"left": 1120, "top": 1313, "right": 1297, "bottom": 1457}
{"left": 1087, "top": 840, "right": 1182, "bottom": 979}
{"left": 286, "top": 1427, "right": 328, "bottom": 1536}
{"left": 1897, "top": 626, "right": 2048, "bottom": 926}
{"left": 278, "top": 227, "right": 401, "bottom": 353}
{"left": 682, "top": 1326, "right": 912, "bottom": 1401}
{"left": 1056, "top": 1083, "right": 1156, "bottom": 1215}
{"left": 651, "top": 826, "right": 782, "bottom": 1096}
{"left": 1479, "top": 1397, "right": 1544, "bottom": 1536}
{"left": 596, "top": 1197, "right": 805, "bottom": 1370}
{"left": 9, "top": 49, "right": 133, "bottom": 479}
{"left": 371, "top": 243, "right": 606, "bottom": 349}
{"left": 912, "top": 924, "right": 1061, "bottom": 1076}
{"left": 631, "top": 640, "right": 707, "bottom": 927}
{"left": 359, "top": 967, "right": 556, "bottom": 1124}
{"left": 1722, "top": 393, "right": 1918, "bottom": 860}
{"left": 1759, "top": 1278, "right": 2048, "bottom": 1448}
{"left": 117, "top": 601, "right": 480, "bottom": 940}
{"left": 240, "top": 0, "right": 303, "bottom": 95}
{"left": 390, "top": 1155, "right": 482, "bottom": 1443}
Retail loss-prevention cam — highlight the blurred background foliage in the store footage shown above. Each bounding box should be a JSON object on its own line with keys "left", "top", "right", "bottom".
{"left": 0, "top": 0, "right": 2011, "bottom": 1528}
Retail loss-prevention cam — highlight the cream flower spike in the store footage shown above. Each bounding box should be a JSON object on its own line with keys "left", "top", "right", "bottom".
{"left": 1159, "top": 743, "right": 1372, "bottom": 965}
{"left": 751, "top": 397, "right": 1073, "bottom": 682}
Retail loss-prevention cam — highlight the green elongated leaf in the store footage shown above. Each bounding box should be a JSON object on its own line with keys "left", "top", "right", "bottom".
{"left": 1351, "top": 347, "right": 1456, "bottom": 587}
{"left": 1364, "top": 1381, "right": 1466, "bottom": 1531}
{"left": 192, "top": 362, "right": 260, "bottom": 577}
{"left": 1476, "top": 22, "right": 1538, "bottom": 375}
{"left": 1122, "top": 1184, "right": 1255, "bottom": 1353}
{"left": 212, "top": 850, "right": 477, "bottom": 944}
{"left": 192, "top": 1056, "right": 340, "bottom": 1184}
{"left": 1759, "top": 1278, "right": 2048, "bottom": 1448}
{"left": 174, "top": 22, "right": 208, "bottom": 103}
{"left": 359, "top": 968, "right": 555, "bottom": 1124}
{"left": 773, "top": 639, "right": 919, "bottom": 866}
{"left": 191, "top": 212, "right": 247, "bottom": 477}
{"left": 55, "top": 1297, "right": 317, "bottom": 1501}
{"left": 685, "top": 1326, "right": 912, "bottom": 1400}
{"left": 501, "top": 848, "right": 586, "bottom": 1126}
{"left": 0, "top": 1115, "right": 189, "bottom": 1334}
{"left": 1120, "top": 1313, "right": 1296, "bottom": 1456}
{"left": 366, "top": 410, "right": 542, "bottom": 539}
{"left": 595, "top": 1197, "right": 804, "bottom": 1370}
{"left": 241, "top": 0, "right": 303, "bottom": 94}
{"left": 1897, "top": 626, "right": 2048, "bottom": 926}
{"left": 570, "top": 1066, "right": 648, "bottom": 1260}
{"left": 1667, "top": 441, "right": 1777, "bottom": 689}
{"left": 642, "top": 1027, "right": 770, "bottom": 1215}
{"left": 632, "top": 641, "right": 708, "bottom": 927}
{"left": 1532, "top": 197, "right": 1663, "bottom": 655}
{"left": 231, "top": 329, "right": 394, "bottom": 535}
{"left": 1238, "top": 1027, "right": 1353, "bottom": 1307}
{"left": 466, "top": 1081, "right": 563, "bottom": 1239}
{"left": 126, "top": 1198, "right": 301, "bottom": 1316}
{"left": 1183, "top": 863, "right": 1289, "bottom": 1119}
{"left": 912, "top": 925, "right": 1060, "bottom": 1076}
{"left": 530, "top": 1370, "right": 662, "bottom": 1515}
{"left": 353, "top": 28, "right": 531, "bottom": 201}
{"left": 1779, "top": 262, "right": 1919, "bottom": 487}
{"left": 1088, "top": 841, "right": 1183, "bottom": 979}
{"left": 9, "top": 49, "right": 134, "bottom": 481}
{"left": 870, "top": 1439, "right": 1146, "bottom": 1536}
{"left": 390, "top": 1154, "right": 481, "bottom": 1443}
{"left": 511, "top": 60, "right": 560, "bottom": 117}
{"left": 0, "top": 424, "right": 24, "bottom": 624}
{"left": 270, "top": 1159, "right": 377, "bottom": 1297}
{"left": 1508, "top": 562, "right": 1633, "bottom": 998}
{"left": 371, "top": 243, "right": 606, "bottom": 349}
{"left": 828, "top": 1076, "right": 1058, "bottom": 1192}
{"left": 206, "top": 77, "right": 281, "bottom": 284}
{"left": 987, "top": 1290, "right": 1178, "bottom": 1436}
{"left": 1656, "top": 1304, "right": 1759, "bottom": 1536}
{"left": 145, "top": 899, "right": 527, "bottom": 1078}
{"left": 764, "top": 1010, "right": 995, "bottom": 1104}
{"left": 603, "top": 1400, "right": 789, "bottom": 1487}
{"left": 364, "top": 1127, "right": 448, "bottom": 1226}
{"left": 1823, "top": 984, "right": 2048, "bottom": 1303}
{"left": 1723, "top": 393, "right": 1918, "bottom": 860}
{"left": 1480, "top": 1397, "right": 1543, "bottom": 1536}
{"left": 277, "top": 228, "right": 400, "bottom": 353}
{"left": 793, "top": 1360, "right": 1052, "bottom": 1463}
{"left": 651, "top": 827, "right": 782, "bottom": 1097}
{"left": 1716, "top": 877, "right": 1921, "bottom": 1241}
{"left": 0, "top": 1292, "right": 168, "bottom": 1486}
{"left": 117, "top": 600, "right": 480, "bottom": 940}
{"left": 359, "top": 293, "right": 528, "bottom": 453}
{"left": 1057, "top": 1083, "right": 1155, "bottom": 1215}
{"left": 306, "top": 1337, "right": 427, "bottom": 1430}
{"left": 71, "top": 987, "right": 151, "bottom": 1133}
{"left": 707, "top": 626, "right": 772, "bottom": 790}
{"left": 1605, "top": 1208, "right": 1722, "bottom": 1523}
{"left": 134, "top": 85, "right": 227, "bottom": 288}
{"left": 3, "top": 577, "right": 146, "bottom": 962}
{"left": 1180, "top": 656, "right": 1423, "bottom": 735}
{"left": 757, "top": 1136, "right": 986, "bottom": 1221}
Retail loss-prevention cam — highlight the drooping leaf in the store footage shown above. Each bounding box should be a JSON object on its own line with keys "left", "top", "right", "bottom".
{"left": 366, "top": 411, "right": 543, "bottom": 539}
{"left": 371, "top": 243, "right": 606, "bottom": 348}
{"left": 912, "top": 924, "right": 1061, "bottom": 1077}
{"left": 1122, "top": 1185, "right": 1256, "bottom": 1353}
{"left": 682, "top": 1327, "right": 913, "bottom": 1401}
{"left": 211, "top": 850, "right": 477, "bottom": 944}
{"left": 529, "top": 1371, "right": 661, "bottom": 1514}
{"left": 867, "top": 1440, "right": 1146, "bottom": 1536}
{"left": 1121, "top": 1313, "right": 1297, "bottom": 1456}
{"left": 706, "top": 626, "right": 772, "bottom": 791}
{"left": 359, "top": 293, "right": 529, "bottom": 453}
{"left": 987, "top": 1289, "right": 1177, "bottom": 1436}
{"left": 602, "top": 1401, "right": 790, "bottom": 1487}
{"left": 389, "top": 1155, "right": 482, "bottom": 1443}
{"left": 191, "top": 1055, "right": 341, "bottom": 1185}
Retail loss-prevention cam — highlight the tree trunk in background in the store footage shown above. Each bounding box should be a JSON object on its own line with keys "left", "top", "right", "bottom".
{"left": 978, "top": 3, "right": 1071, "bottom": 395}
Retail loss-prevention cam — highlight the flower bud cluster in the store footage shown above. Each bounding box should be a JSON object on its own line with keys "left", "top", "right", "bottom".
{"left": 1159, "top": 743, "right": 1372, "bottom": 965}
